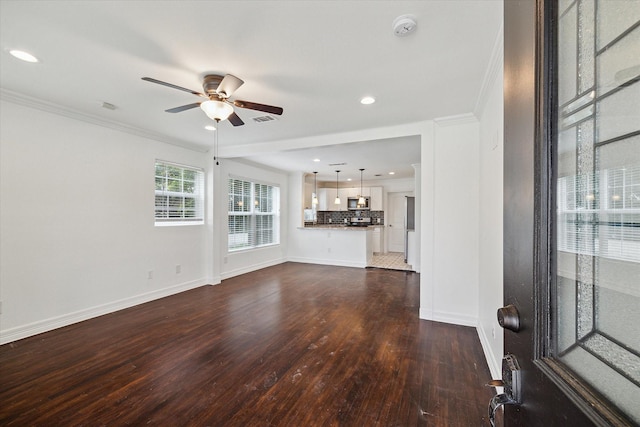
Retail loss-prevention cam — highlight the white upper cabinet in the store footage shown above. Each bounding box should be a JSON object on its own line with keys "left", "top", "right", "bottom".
{"left": 317, "top": 186, "right": 383, "bottom": 211}
{"left": 369, "top": 187, "right": 383, "bottom": 210}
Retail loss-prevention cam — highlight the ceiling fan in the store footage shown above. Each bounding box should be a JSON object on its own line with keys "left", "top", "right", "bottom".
{"left": 142, "top": 74, "right": 283, "bottom": 126}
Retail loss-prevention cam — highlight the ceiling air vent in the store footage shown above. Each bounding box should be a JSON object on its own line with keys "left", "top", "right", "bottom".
{"left": 252, "top": 115, "right": 277, "bottom": 123}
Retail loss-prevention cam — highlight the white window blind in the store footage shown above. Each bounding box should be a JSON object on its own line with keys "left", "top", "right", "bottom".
{"left": 228, "top": 177, "right": 279, "bottom": 251}
{"left": 155, "top": 161, "right": 204, "bottom": 225}
{"left": 557, "top": 164, "right": 640, "bottom": 262}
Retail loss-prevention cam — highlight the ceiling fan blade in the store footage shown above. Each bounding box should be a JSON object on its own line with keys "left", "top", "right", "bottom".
{"left": 228, "top": 112, "right": 245, "bottom": 126}
{"left": 217, "top": 74, "right": 244, "bottom": 98}
{"left": 165, "top": 102, "right": 202, "bottom": 113}
{"left": 142, "top": 77, "right": 207, "bottom": 98}
{"left": 233, "top": 100, "right": 283, "bottom": 115}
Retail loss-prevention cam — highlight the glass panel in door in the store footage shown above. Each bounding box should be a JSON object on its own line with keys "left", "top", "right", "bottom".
{"left": 555, "top": 1, "right": 640, "bottom": 422}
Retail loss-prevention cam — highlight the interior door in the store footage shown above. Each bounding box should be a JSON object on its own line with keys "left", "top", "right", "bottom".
{"left": 387, "top": 192, "right": 410, "bottom": 252}
{"left": 501, "top": 1, "right": 639, "bottom": 425}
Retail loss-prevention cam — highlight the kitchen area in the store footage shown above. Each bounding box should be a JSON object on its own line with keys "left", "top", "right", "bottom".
{"left": 298, "top": 173, "right": 414, "bottom": 270}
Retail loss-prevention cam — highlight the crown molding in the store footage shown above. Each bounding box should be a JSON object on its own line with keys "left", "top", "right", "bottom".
{"left": 474, "top": 22, "right": 504, "bottom": 118}
{"left": 433, "top": 112, "right": 478, "bottom": 127}
{"left": 0, "top": 88, "right": 208, "bottom": 153}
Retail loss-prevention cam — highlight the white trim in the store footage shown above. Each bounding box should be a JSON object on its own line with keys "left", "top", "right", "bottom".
{"left": 0, "top": 279, "right": 208, "bottom": 345}
{"left": 433, "top": 113, "right": 478, "bottom": 128}
{"left": 419, "top": 309, "right": 478, "bottom": 327}
{"left": 219, "top": 121, "right": 428, "bottom": 158}
{"left": 155, "top": 220, "right": 204, "bottom": 227}
{"left": 286, "top": 257, "right": 367, "bottom": 269}
{"left": 477, "top": 325, "right": 502, "bottom": 381}
{"left": 419, "top": 308, "right": 434, "bottom": 320}
{"left": 0, "top": 89, "right": 207, "bottom": 153}
{"left": 220, "top": 259, "right": 286, "bottom": 280}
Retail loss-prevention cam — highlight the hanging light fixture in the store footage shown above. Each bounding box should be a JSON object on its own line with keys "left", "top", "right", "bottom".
{"left": 334, "top": 170, "right": 341, "bottom": 205}
{"left": 200, "top": 100, "right": 234, "bottom": 121}
{"left": 312, "top": 172, "right": 319, "bottom": 205}
{"left": 358, "top": 168, "right": 366, "bottom": 206}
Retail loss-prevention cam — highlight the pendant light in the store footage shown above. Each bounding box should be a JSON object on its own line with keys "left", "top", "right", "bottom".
{"left": 334, "top": 170, "right": 341, "bottom": 205}
{"left": 312, "top": 171, "right": 319, "bottom": 205}
{"left": 358, "top": 168, "right": 366, "bottom": 206}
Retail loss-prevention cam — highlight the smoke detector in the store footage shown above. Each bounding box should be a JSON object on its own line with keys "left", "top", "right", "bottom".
{"left": 393, "top": 15, "right": 417, "bottom": 37}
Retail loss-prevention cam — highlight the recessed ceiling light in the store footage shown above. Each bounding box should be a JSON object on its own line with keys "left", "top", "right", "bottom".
{"left": 360, "top": 96, "right": 375, "bottom": 105}
{"left": 205, "top": 125, "right": 216, "bottom": 131}
{"left": 9, "top": 49, "right": 38, "bottom": 63}
{"left": 313, "top": 158, "right": 320, "bottom": 162}
{"left": 389, "top": 171, "right": 395, "bottom": 175}
{"left": 347, "top": 178, "right": 352, "bottom": 181}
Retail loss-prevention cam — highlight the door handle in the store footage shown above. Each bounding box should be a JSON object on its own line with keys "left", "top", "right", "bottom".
{"left": 487, "top": 354, "right": 522, "bottom": 426}
{"left": 489, "top": 393, "right": 517, "bottom": 427}
{"left": 497, "top": 304, "right": 520, "bottom": 332}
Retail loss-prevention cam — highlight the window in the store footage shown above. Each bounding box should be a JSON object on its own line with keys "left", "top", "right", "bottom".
{"left": 557, "top": 164, "right": 640, "bottom": 262}
{"left": 155, "top": 161, "right": 204, "bottom": 225}
{"left": 228, "top": 177, "right": 279, "bottom": 251}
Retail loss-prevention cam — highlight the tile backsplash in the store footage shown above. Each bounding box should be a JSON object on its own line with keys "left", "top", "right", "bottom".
{"left": 313, "top": 210, "right": 384, "bottom": 225}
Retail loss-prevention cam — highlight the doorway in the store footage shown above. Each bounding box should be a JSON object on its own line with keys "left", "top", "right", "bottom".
{"left": 387, "top": 191, "right": 412, "bottom": 253}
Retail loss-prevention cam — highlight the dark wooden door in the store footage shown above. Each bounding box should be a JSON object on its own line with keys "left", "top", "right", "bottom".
{"left": 502, "top": 1, "right": 639, "bottom": 425}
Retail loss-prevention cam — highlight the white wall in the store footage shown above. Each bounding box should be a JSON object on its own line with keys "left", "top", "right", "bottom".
{"left": 419, "top": 116, "right": 481, "bottom": 327}
{"left": 476, "top": 27, "right": 504, "bottom": 379}
{"left": 216, "top": 159, "right": 289, "bottom": 280}
{"left": 0, "top": 100, "right": 211, "bottom": 343}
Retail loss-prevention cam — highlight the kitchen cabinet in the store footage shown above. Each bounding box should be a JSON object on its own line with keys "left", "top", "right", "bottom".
{"left": 294, "top": 226, "right": 373, "bottom": 268}
{"left": 318, "top": 186, "right": 382, "bottom": 211}
{"left": 347, "top": 186, "right": 360, "bottom": 198}
{"left": 318, "top": 187, "right": 345, "bottom": 211}
{"left": 318, "top": 188, "right": 328, "bottom": 211}
{"left": 369, "top": 187, "right": 383, "bottom": 210}
{"left": 372, "top": 226, "right": 382, "bottom": 253}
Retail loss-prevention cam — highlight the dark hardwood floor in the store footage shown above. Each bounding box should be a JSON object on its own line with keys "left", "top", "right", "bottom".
{"left": 0, "top": 262, "right": 494, "bottom": 426}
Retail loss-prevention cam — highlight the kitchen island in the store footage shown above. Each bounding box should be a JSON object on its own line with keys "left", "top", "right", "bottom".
{"left": 289, "top": 225, "right": 374, "bottom": 268}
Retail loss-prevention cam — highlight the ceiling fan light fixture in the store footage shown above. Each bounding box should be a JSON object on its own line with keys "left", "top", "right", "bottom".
{"left": 200, "top": 100, "right": 234, "bottom": 121}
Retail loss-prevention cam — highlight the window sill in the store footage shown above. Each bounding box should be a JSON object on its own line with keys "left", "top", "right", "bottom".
{"left": 155, "top": 221, "right": 204, "bottom": 227}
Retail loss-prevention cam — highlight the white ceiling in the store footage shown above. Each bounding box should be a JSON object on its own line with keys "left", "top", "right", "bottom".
{"left": 0, "top": 0, "right": 502, "bottom": 182}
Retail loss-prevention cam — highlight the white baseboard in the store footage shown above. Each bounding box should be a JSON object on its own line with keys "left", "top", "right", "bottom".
{"left": 476, "top": 325, "right": 502, "bottom": 381}
{"left": 220, "top": 259, "right": 286, "bottom": 280}
{"left": 419, "top": 308, "right": 499, "bottom": 391}
{"left": 0, "top": 278, "right": 208, "bottom": 345}
{"left": 286, "top": 256, "right": 366, "bottom": 269}
{"left": 419, "top": 308, "right": 477, "bottom": 327}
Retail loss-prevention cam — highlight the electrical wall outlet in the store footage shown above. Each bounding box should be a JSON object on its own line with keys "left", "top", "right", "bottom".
{"left": 175, "top": 264, "right": 181, "bottom": 274}
{"left": 147, "top": 270, "right": 153, "bottom": 280}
